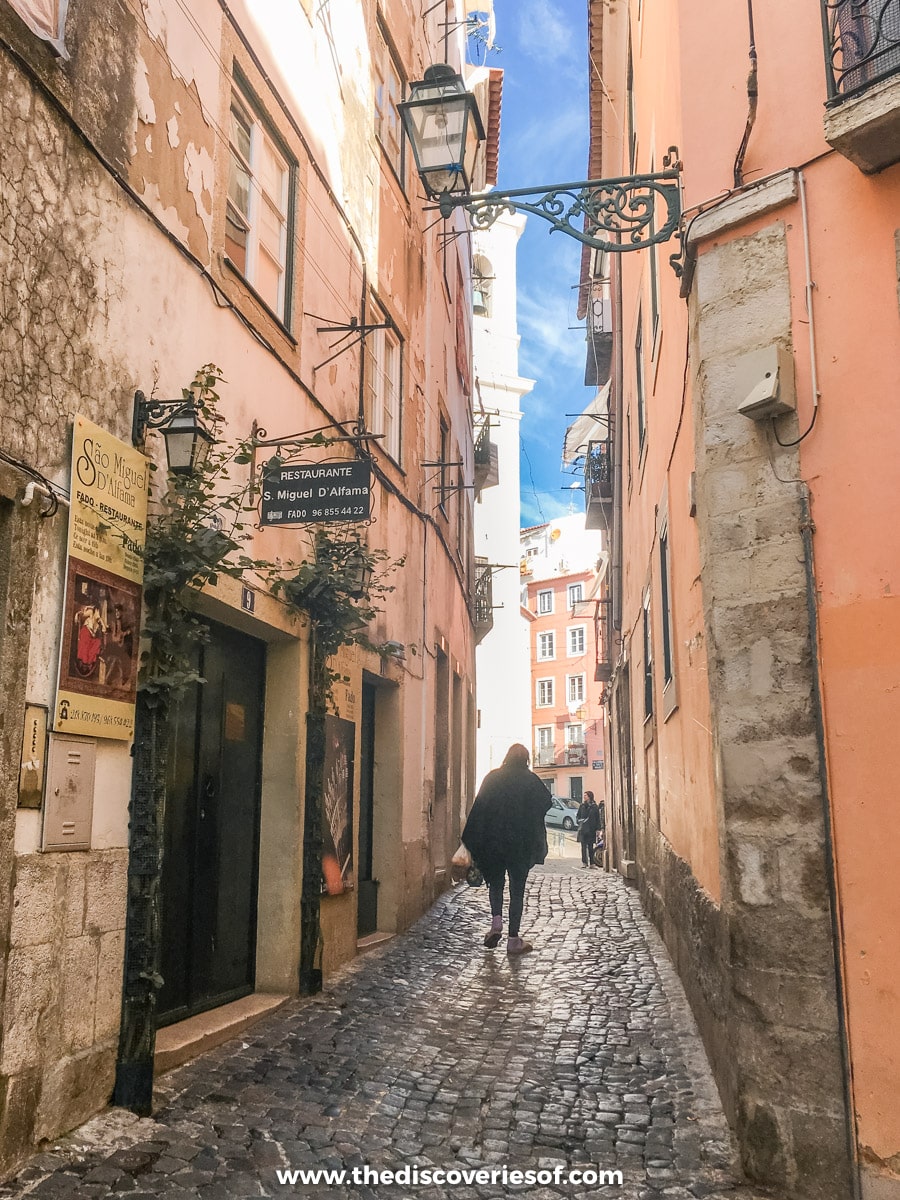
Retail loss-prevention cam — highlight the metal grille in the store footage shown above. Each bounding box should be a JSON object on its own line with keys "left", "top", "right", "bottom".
{"left": 822, "top": 0, "right": 900, "bottom": 101}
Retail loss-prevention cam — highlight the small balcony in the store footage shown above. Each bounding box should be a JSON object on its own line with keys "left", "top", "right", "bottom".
{"left": 584, "top": 438, "right": 614, "bottom": 531}
{"left": 565, "top": 743, "right": 587, "bottom": 767}
{"left": 472, "top": 558, "right": 494, "bottom": 644}
{"left": 822, "top": 0, "right": 900, "bottom": 171}
{"left": 474, "top": 419, "right": 499, "bottom": 494}
{"left": 595, "top": 597, "right": 613, "bottom": 682}
{"left": 534, "top": 747, "right": 556, "bottom": 767}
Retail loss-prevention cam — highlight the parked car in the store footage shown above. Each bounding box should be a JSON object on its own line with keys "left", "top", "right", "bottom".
{"left": 544, "top": 796, "right": 580, "bottom": 831}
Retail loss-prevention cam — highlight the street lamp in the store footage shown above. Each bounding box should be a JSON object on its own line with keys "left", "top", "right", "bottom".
{"left": 399, "top": 64, "right": 683, "bottom": 262}
{"left": 398, "top": 63, "right": 486, "bottom": 201}
{"left": 132, "top": 390, "right": 215, "bottom": 475}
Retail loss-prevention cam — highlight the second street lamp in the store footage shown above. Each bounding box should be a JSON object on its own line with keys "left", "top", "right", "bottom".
{"left": 399, "top": 64, "right": 683, "bottom": 264}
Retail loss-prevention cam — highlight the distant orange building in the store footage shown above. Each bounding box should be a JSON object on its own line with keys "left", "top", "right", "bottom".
{"left": 520, "top": 519, "right": 607, "bottom": 806}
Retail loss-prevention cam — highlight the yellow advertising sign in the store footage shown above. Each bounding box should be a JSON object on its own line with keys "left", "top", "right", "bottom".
{"left": 55, "top": 417, "right": 150, "bottom": 741}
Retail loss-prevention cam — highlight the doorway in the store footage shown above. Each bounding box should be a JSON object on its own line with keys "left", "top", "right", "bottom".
{"left": 158, "top": 621, "right": 265, "bottom": 1025}
{"left": 357, "top": 682, "right": 378, "bottom": 937}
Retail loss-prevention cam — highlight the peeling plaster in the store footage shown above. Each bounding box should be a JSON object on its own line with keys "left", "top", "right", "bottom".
{"left": 138, "top": 179, "right": 190, "bottom": 243}
{"left": 183, "top": 142, "right": 214, "bottom": 247}
{"left": 130, "top": 53, "right": 156, "bottom": 158}
{"left": 140, "top": 0, "right": 219, "bottom": 125}
{"left": 166, "top": 115, "right": 179, "bottom": 148}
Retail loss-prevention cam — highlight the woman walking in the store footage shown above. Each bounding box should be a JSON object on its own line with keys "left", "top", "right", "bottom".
{"left": 461, "top": 744, "right": 552, "bottom": 956}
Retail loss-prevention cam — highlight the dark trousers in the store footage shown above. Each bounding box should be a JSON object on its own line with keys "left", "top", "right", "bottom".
{"left": 487, "top": 867, "right": 529, "bottom": 937}
{"left": 581, "top": 837, "right": 593, "bottom": 866}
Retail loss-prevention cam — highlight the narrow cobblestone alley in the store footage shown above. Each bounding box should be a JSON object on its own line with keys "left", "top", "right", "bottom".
{"left": 1, "top": 864, "right": 776, "bottom": 1200}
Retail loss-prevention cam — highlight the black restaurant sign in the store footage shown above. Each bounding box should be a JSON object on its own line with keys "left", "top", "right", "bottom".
{"left": 260, "top": 460, "right": 372, "bottom": 525}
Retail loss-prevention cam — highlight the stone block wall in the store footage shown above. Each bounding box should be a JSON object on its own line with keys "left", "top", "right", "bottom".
{"left": 686, "top": 222, "right": 853, "bottom": 1197}
{"left": 0, "top": 849, "right": 126, "bottom": 1169}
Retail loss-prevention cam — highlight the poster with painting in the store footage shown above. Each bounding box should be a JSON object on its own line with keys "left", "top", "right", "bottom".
{"left": 321, "top": 713, "right": 355, "bottom": 895}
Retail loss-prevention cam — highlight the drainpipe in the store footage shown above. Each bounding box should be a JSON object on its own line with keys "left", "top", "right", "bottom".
{"left": 799, "top": 487, "right": 861, "bottom": 1200}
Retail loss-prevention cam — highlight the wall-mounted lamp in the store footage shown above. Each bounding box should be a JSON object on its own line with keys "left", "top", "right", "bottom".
{"left": 132, "top": 390, "right": 215, "bottom": 475}
{"left": 399, "top": 64, "right": 683, "bottom": 265}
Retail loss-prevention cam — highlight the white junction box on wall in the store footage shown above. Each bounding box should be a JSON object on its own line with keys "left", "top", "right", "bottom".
{"left": 42, "top": 734, "right": 97, "bottom": 851}
{"left": 735, "top": 343, "right": 796, "bottom": 421}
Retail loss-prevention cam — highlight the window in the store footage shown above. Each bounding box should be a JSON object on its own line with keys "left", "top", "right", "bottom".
{"left": 537, "top": 726, "right": 554, "bottom": 749}
{"left": 567, "top": 582, "right": 583, "bottom": 608}
{"left": 535, "top": 726, "right": 554, "bottom": 765}
{"left": 7, "top": 0, "right": 68, "bottom": 54}
{"left": 536, "top": 678, "right": 554, "bottom": 707}
{"left": 567, "top": 674, "right": 585, "bottom": 704}
{"left": 565, "top": 723, "right": 584, "bottom": 746}
{"left": 375, "top": 28, "right": 403, "bottom": 176}
{"left": 636, "top": 315, "right": 646, "bottom": 452}
{"left": 525, "top": 546, "right": 539, "bottom": 558}
{"left": 366, "top": 302, "right": 402, "bottom": 463}
{"left": 537, "top": 589, "right": 553, "bottom": 614}
{"left": 438, "top": 417, "right": 451, "bottom": 512}
{"left": 568, "top": 626, "right": 586, "bottom": 656}
{"left": 537, "top": 631, "right": 555, "bottom": 661}
{"left": 659, "top": 504, "right": 678, "bottom": 718}
{"left": 227, "top": 86, "right": 291, "bottom": 321}
{"left": 643, "top": 587, "right": 654, "bottom": 720}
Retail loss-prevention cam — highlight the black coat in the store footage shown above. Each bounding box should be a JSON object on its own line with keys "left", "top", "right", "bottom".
{"left": 461, "top": 764, "right": 552, "bottom": 880}
{"left": 576, "top": 799, "right": 601, "bottom": 843}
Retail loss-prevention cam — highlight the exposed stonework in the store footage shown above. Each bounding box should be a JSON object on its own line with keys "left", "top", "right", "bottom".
{"left": 682, "top": 222, "right": 854, "bottom": 1198}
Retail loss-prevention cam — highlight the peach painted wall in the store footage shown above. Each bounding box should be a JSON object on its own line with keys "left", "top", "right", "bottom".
{"left": 674, "top": 0, "right": 900, "bottom": 1175}
{"left": 615, "top": 0, "right": 722, "bottom": 903}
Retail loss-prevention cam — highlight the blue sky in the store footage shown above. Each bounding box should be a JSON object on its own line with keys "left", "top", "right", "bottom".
{"left": 474, "top": 0, "right": 591, "bottom": 527}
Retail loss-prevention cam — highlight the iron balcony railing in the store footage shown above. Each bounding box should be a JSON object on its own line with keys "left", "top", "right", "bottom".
{"left": 534, "top": 747, "right": 556, "bottom": 767}
{"left": 585, "top": 437, "right": 614, "bottom": 531}
{"left": 565, "top": 743, "right": 587, "bottom": 766}
{"left": 473, "top": 418, "right": 498, "bottom": 493}
{"left": 473, "top": 558, "right": 494, "bottom": 642}
{"left": 822, "top": 0, "right": 900, "bottom": 102}
{"left": 595, "top": 596, "right": 613, "bottom": 682}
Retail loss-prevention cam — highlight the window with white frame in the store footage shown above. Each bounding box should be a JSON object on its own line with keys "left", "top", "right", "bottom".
{"left": 535, "top": 726, "right": 554, "bottom": 762}
{"left": 568, "top": 625, "right": 586, "bottom": 656}
{"left": 536, "top": 678, "right": 554, "bottom": 707}
{"left": 365, "top": 301, "right": 402, "bottom": 462}
{"left": 567, "top": 673, "right": 585, "bottom": 704}
{"left": 375, "top": 27, "right": 403, "bottom": 176}
{"left": 567, "top": 582, "right": 583, "bottom": 608}
{"left": 565, "top": 723, "right": 584, "bottom": 746}
{"left": 537, "top": 631, "right": 555, "bottom": 661}
{"left": 537, "top": 589, "right": 553, "bottom": 614}
{"left": 227, "top": 85, "right": 291, "bottom": 321}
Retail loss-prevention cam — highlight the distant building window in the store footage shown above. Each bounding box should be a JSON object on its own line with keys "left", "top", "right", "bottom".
{"left": 565, "top": 723, "right": 583, "bottom": 746}
{"left": 525, "top": 546, "right": 539, "bottom": 557}
{"left": 568, "top": 626, "right": 586, "bottom": 656}
{"left": 366, "top": 301, "right": 402, "bottom": 463}
{"left": 567, "top": 674, "right": 585, "bottom": 704}
{"left": 537, "top": 631, "right": 555, "bottom": 661}
{"left": 7, "top": 0, "right": 68, "bottom": 55}
{"left": 643, "top": 587, "right": 654, "bottom": 720}
{"left": 536, "top": 678, "right": 554, "bottom": 707}
{"left": 375, "top": 28, "right": 404, "bottom": 176}
{"left": 227, "top": 86, "right": 291, "bottom": 321}
{"left": 537, "top": 726, "right": 554, "bottom": 749}
{"left": 567, "top": 582, "right": 584, "bottom": 608}
{"left": 537, "top": 589, "right": 553, "bottom": 614}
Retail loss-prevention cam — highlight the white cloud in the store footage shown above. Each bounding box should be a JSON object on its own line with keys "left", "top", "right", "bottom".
{"left": 514, "top": 0, "right": 578, "bottom": 68}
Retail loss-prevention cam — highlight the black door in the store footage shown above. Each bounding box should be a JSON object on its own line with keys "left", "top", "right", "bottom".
{"left": 158, "top": 621, "right": 265, "bottom": 1025}
{"left": 357, "top": 682, "right": 377, "bottom": 937}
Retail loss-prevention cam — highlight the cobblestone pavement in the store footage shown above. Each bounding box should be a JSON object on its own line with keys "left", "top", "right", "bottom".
{"left": 2, "top": 864, "right": 778, "bottom": 1200}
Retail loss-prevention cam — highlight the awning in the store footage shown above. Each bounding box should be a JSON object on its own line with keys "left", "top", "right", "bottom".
{"left": 562, "top": 381, "right": 611, "bottom": 466}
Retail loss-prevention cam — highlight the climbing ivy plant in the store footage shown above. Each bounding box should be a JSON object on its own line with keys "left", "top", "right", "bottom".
{"left": 115, "top": 363, "right": 402, "bottom": 1111}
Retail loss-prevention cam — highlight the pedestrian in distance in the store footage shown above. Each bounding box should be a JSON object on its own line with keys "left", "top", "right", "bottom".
{"left": 576, "top": 790, "right": 602, "bottom": 868}
{"left": 461, "top": 743, "right": 552, "bottom": 956}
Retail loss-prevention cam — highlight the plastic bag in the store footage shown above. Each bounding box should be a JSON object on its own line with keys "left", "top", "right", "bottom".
{"left": 450, "top": 842, "right": 471, "bottom": 883}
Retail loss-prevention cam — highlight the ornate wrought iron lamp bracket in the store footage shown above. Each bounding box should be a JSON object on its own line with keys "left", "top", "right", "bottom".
{"left": 436, "top": 165, "right": 683, "bottom": 262}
